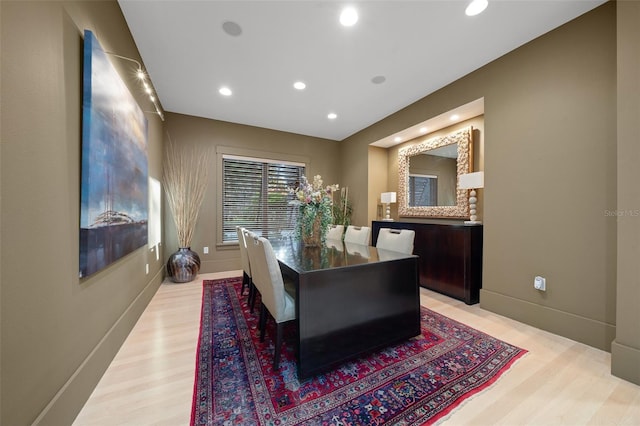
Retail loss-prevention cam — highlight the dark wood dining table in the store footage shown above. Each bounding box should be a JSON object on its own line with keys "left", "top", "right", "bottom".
{"left": 270, "top": 237, "right": 420, "bottom": 379}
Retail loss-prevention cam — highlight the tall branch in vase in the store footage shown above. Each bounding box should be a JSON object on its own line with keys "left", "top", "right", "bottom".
{"left": 332, "top": 186, "right": 352, "bottom": 228}
{"left": 163, "top": 135, "right": 211, "bottom": 282}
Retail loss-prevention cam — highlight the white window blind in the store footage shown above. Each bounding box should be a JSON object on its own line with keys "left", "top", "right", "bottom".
{"left": 222, "top": 156, "right": 305, "bottom": 243}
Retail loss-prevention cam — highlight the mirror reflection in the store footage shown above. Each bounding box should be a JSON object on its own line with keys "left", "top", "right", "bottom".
{"left": 408, "top": 144, "right": 457, "bottom": 207}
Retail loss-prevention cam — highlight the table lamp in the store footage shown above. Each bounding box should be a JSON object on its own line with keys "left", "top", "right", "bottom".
{"left": 458, "top": 172, "right": 484, "bottom": 225}
{"left": 381, "top": 192, "right": 396, "bottom": 221}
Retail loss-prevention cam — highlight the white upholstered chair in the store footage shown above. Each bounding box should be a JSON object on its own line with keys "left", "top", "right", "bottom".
{"left": 325, "top": 224, "right": 344, "bottom": 241}
{"left": 344, "top": 225, "right": 371, "bottom": 245}
{"left": 245, "top": 234, "right": 296, "bottom": 370}
{"left": 375, "top": 228, "right": 416, "bottom": 255}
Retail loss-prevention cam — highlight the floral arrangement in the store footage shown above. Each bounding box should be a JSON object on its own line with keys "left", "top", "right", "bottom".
{"left": 289, "top": 175, "right": 339, "bottom": 246}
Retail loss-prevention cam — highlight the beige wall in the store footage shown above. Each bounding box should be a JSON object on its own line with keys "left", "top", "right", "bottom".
{"left": 343, "top": 2, "right": 640, "bottom": 383}
{"left": 367, "top": 146, "right": 388, "bottom": 224}
{"left": 163, "top": 113, "right": 341, "bottom": 273}
{"left": 1, "top": 1, "right": 165, "bottom": 424}
{"left": 480, "top": 3, "right": 616, "bottom": 350}
{"left": 612, "top": 0, "right": 640, "bottom": 385}
{"left": 480, "top": 2, "right": 617, "bottom": 351}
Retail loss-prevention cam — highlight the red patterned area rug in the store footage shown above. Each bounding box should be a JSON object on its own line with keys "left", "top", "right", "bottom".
{"left": 191, "top": 277, "right": 526, "bottom": 425}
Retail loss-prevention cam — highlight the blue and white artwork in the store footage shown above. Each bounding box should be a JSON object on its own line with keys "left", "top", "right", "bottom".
{"left": 80, "top": 30, "right": 148, "bottom": 278}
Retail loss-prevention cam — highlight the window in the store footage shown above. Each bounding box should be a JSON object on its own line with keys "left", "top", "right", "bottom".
{"left": 222, "top": 155, "right": 305, "bottom": 243}
{"left": 409, "top": 174, "right": 438, "bottom": 207}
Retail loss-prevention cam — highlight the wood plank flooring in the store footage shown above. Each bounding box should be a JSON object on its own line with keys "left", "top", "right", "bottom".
{"left": 73, "top": 271, "right": 640, "bottom": 425}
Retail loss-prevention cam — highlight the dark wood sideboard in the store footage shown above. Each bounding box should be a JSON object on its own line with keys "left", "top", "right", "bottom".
{"left": 372, "top": 221, "right": 483, "bottom": 304}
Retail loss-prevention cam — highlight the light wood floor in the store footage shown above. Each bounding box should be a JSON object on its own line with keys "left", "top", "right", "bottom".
{"left": 74, "top": 271, "right": 640, "bottom": 425}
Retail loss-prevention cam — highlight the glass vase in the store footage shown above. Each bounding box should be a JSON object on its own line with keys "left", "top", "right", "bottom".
{"left": 301, "top": 212, "right": 322, "bottom": 247}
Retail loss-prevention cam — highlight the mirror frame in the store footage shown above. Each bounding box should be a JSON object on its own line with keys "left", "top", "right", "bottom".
{"left": 398, "top": 126, "right": 473, "bottom": 218}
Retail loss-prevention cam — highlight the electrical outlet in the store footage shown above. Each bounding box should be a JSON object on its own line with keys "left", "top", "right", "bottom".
{"left": 534, "top": 276, "right": 546, "bottom": 291}
{"left": 203, "top": 246, "right": 209, "bottom": 254}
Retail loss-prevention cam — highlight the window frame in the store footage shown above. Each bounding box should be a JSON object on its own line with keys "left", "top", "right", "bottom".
{"left": 216, "top": 146, "right": 309, "bottom": 247}
{"left": 409, "top": 173, "right": 438, "bottom": 207}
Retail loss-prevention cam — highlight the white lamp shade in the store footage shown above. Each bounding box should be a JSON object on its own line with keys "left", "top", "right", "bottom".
{"left": 459, "top": 171, "right": 484, "bottom": 189}
{"left": 381, "top": 192, "right": 397, "bottom": 203}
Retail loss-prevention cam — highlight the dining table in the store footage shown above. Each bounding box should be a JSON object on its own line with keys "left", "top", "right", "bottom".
{"left": 270, "top": 237, "right": 420, "bottom": 379}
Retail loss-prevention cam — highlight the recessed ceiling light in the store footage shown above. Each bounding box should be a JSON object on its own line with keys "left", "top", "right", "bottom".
{"left": 222, "top": 21, "right": 242, "bottom": 36}
{"left": 450, "top": 114, "right": 460, "bottom": 121}
{"left": 420, "top": 127, "right": 428, "bottom": 134}
{"left": 394, "top": 136, "right": 402, "bottom": 143}
{"left": 340, "top": 7, "right": 358, "bottom": 26}
{"left": 293, "top": 81, "right": 306, "bottom": 90}
{"left": 371, "top": 75, "right": 386, "bottom": 85}
{"left": 328, "top": 113, "right": 337, "bottom": 120}
{"left": 465, "top": 0, "right": 488, "bottom": 16}
{"left": 219, "top": 87, "right": 232, "bottom": 96}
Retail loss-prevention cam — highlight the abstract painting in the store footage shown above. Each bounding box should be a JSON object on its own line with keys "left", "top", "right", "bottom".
{"left": 79, "top": 30, "right": 148, "bottom": 278}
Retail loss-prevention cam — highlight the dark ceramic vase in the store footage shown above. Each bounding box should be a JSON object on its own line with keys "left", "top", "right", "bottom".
{"left": 167, "top": 247, "right": 201, "bottom": 283}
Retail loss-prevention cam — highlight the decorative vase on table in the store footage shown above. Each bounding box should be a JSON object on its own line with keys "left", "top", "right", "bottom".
{"left": 301, "top": 209, "right": 323, "bottom": 247}
{"left": 166, "top": 247, "right": 201, "bottom": 283}
{"left": 290, "top": 174, "right": 339, "bottom": 248}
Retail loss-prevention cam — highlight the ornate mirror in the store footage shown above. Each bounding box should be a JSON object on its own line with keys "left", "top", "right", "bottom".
{"left": 398, "top": 126, "right": 473, "bottom": 218}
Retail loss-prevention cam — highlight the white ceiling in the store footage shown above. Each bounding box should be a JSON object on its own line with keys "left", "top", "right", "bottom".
{"left": 118, "top": 0, "right": 606, "bottom": 142}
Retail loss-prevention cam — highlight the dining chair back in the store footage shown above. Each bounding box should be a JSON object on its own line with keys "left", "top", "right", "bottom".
{"left": 375, "top": 228, "right": 416, "bottom": 255}
{"left": 245, "top": 235, "right": 296, "bottom": 370}
{"left": 326, "top": 224, "right": 344, "bottom": 241}
{"left": 344, "top": 225, "right": 371, "bottom": 245}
